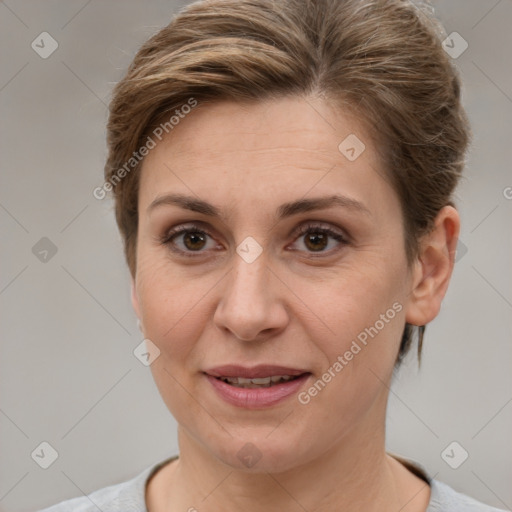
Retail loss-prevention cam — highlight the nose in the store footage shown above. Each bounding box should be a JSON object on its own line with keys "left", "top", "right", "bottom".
{"left": 213, "top": 249, "right": 289, "bottom": 342}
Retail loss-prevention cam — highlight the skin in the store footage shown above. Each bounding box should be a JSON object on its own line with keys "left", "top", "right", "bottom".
{"left": 130, "top": 96, "right": 459, "bottom": 512}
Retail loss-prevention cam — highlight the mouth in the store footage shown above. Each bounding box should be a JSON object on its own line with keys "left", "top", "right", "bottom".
{"left": 214, "top": 374, "right": 306, "bottom": 389}
{"left": 203, "top": 364, "right": 311, "bottom": 390}
{"left": 203, "top": 366, "right": 312, "bottom": 408}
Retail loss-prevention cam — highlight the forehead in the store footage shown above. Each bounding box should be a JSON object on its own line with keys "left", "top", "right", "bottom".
{"left": 138, "top": 96, "right": 396, "bottom": 219}
{"left": 148, "top": 97, "right": 372, "bottom": 163}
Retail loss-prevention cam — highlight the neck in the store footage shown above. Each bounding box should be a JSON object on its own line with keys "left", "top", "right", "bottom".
{"left": 152, "top": 408, "right": 429, "bottom": 511}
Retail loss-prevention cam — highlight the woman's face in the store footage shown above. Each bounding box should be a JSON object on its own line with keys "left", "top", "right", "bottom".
{"left": 132, "top": 96, "right": 419, "bottom": 472}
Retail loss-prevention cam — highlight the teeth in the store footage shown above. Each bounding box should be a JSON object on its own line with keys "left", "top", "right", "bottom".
{"left": 219, "top": 375, "right": 297, "bottom": 388}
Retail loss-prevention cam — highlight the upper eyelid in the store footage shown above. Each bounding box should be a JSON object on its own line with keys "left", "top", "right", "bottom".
{"left": 163, "top": 220, "right": 346, "bottom": 237}
{"left": 290, "top": 221, "right": 348, "bottom": 239}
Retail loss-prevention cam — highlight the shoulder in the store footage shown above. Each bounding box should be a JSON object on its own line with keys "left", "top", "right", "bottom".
{"left": 427, "top": 479, "right": 508, "bottom": 512}
{"left": 36, "top": 470, "right": 150, "bottom": 512}
{"left": 389, "top": 453, "right": 507, "bottom": 512}
{"left": 36, "top": 457, "right": 177, "bottom": 512}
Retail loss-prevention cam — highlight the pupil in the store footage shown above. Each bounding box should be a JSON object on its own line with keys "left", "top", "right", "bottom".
{"left": 185, "top": 232, "right": 206, "bottom": 250}
{"left": 306, "top": 232, "right": 327, "bottom": 251}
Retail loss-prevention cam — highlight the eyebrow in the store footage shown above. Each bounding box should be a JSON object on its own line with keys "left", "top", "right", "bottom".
{"left": 147, "top": 193, "right": 371, "bottom": 219}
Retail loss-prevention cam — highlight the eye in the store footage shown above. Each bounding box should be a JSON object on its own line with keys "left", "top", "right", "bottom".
{"left": 159, "top": 223, "right": 219, "bottom": 257}
{"left": 288, "top": 222, "right": 348, "bottom": 256}
{"left": 159, "top": 221, "right": 349, "bottom": 258}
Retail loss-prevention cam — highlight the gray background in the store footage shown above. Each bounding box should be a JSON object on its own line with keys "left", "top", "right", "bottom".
{"left": 1, "top": 1, "right": 511, "bottom": 511}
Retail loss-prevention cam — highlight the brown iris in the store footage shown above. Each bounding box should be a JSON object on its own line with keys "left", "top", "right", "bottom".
{"left": 304, "top": 232, "right": 328, "bottom": 252}
{"left": 183, "top": 231, "right": 207, "bottom": 251}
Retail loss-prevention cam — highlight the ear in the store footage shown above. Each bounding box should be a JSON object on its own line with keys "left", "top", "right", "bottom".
{"left": 405, "top": 205, "right": 460, "bottom": 326}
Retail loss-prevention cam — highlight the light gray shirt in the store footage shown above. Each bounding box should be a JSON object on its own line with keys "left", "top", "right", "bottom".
{"left": 37, "top": 455, "right": 508, "bottom": 511}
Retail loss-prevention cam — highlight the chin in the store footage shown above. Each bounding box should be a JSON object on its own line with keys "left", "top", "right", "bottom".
{"left": 210, "top": 433, "right": 313, "bottom": 474}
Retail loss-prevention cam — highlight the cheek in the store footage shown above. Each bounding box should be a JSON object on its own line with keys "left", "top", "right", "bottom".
{"left": 297, "top": 277, "right": 405, "bottom": 433}
{"left": 136, "top": 257, "right": 211, "bottom": 419}
{"left": 135, "top": 254, "right": 215, "bottom": 364}
{"left": 297, "top": 259, "right": 407, "bottom": 388}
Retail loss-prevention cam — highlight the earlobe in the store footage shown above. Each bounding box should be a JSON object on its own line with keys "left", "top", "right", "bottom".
{"left": 405, "top": 206, "right": 460, "bottom": 327}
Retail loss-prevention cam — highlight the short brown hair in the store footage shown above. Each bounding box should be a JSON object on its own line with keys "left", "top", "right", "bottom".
{"left": 104, "top": 0, "right": 471, "bottom": 365}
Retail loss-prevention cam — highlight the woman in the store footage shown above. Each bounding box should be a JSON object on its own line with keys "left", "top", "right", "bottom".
{"left": 39, "top": 0, "right": 506, "bottom": 510}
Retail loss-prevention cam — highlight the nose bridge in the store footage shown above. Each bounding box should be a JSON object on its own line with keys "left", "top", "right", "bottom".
{"left": 214, "top": 245, "right": 288, "bottom": 341}
{"left": 227, "top": 248, "right": 271, "bottom": 309}
{"left": 225, "top": 230, "right": 270, "bottom": 298}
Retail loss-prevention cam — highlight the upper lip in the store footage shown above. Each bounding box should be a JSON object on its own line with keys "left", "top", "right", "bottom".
{"left": 204, "top": 365, "right": 310, "bottom": 379}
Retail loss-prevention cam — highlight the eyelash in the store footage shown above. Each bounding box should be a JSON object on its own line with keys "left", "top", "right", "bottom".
{"left": 159, "top": 222, "right": 349, "bottom": 259}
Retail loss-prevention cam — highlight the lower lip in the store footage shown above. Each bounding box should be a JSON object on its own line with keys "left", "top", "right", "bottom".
{"left": 205, "top": 373, "right": 311, "bottom": 409}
